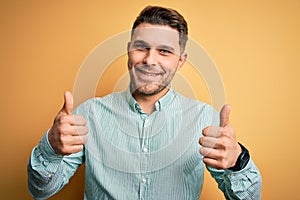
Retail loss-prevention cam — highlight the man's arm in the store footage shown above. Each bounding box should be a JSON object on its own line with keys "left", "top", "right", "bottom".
{"left": 27, "top": 91, "right": 88, "bottom": 199}
{"left": 199, "top": 105, "right": 262, "bottom": 199}
{"left": 206, "top": 159, "right": 262, "bottom": 200}
{"left": 27, "top": 132, "right": 84, "bottom": 199}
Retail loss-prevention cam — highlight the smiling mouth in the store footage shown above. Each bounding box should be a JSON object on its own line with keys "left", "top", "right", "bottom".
{"left": 136, "top": 68, "right": 163, "bottom": 76}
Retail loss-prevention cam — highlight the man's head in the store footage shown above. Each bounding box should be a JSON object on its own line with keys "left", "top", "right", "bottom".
{"left": 128, "top": 6, "right": 188, "bottom": 96}
{"left": 132, "top": 6, "right": 188, "bottom": 52}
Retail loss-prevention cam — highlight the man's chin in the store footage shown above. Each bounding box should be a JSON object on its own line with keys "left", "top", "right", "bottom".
{"left": 134, "top": 84, "right": 166, "bottom": 96}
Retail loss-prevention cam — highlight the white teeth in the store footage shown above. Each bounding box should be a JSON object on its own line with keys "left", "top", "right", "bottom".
{"left": 138, "top": 69, "right": 161, "bottom": 76}
{"left": 143, "top": 71, "right": 156, "bottom": 76}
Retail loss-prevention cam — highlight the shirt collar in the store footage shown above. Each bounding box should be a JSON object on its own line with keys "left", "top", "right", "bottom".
{"left": 126, "top": 86, "right": 175, "bottom": 113}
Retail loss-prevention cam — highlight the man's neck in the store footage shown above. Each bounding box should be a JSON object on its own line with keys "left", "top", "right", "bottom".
{"left": 132, "top": 87, "right": 169, "bottom": 115}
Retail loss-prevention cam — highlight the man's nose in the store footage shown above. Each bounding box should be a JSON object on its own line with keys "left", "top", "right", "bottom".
{"left": 143, "top": 49, "right": 158, "bottom": 66}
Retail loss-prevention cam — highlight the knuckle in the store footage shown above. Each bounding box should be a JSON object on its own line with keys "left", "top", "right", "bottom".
{"left": 58, "top": 135, "right": 66, "bottom": 145}
{"left": 81, "top": 136, "right": 88, "bottom": 144}
{"left": 59, "top": 115, "right": 68, "bottom": 124}
{"left": 216, "top": 138, "right": 225, "bottom": 148}
{"left": 59, "top": 135, "right": 71, "bottom": 147}
{"left": 57, "top": 124, "right": 67, "bottom": 134}
{"left": 60, "top": 124, "right": 72, "bottom": 135}
{"left": 222, "top": 127, "right": 234, "bottom": 138}
{"left": 77, "top": 126, "right": 89, "bottom": 135}
{"left": 222, "top": 130, "right": 230, "bottom": 137}
{"left": 199, "top": 147, "right": 204, "bottom": 155}
{"left": 84, "top": 127, "right": 89, "bottom": 134}
{"left": 74, "top": 115, "right": 86, "bottom": 125}
{"left": 80, "top": 116, "right": 87, "bottom": 125}
{"left": 219, "top": 127, "right": 225, "bottom": 134}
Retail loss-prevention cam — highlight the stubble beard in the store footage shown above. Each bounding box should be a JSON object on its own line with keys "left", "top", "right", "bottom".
{"left": 128, "top": 61, "right": 178, "bottom": 96}
{"left": 130, "top": 71, "right": 176, "bottom": 96}
{"left": 131, "top": 82, "right": 166, "bottom": 96}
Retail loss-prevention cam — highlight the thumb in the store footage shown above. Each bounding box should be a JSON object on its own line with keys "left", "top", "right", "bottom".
{"left": 220, "top": 104, "right": 231, "bottom": 127}
{"left": 62, "top": 91, "right": 73, "bottom": 115}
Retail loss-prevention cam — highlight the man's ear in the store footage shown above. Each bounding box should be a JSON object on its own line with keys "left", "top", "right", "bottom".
{"left": 177, "top": 53, "right": 187, "bottom": 71}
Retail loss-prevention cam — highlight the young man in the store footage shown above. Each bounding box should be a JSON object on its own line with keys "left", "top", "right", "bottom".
{"left": 28, "top": 6, "right": 262, "bottom": 199}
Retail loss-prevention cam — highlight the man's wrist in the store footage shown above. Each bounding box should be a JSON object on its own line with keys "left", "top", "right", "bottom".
{"left": 38, "top": 130, "right": 64, "bottom": 161}
{"left": 228, "top": 142, "right": 250, "bottom": 171}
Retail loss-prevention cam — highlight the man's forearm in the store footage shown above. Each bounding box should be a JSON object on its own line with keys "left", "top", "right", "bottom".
{"left": 207, "top": 159, "right": 262, "bottom": 200}
{"left": 27, "top": 132, "right": 84, "bottom": 199}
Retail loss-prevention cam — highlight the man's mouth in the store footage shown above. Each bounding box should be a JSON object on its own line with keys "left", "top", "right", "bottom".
{"left": 135, "top": 68, "right": 164, "bottom": 77}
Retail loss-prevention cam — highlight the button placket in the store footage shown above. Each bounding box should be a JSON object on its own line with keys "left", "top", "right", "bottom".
{"left": 141, "top": 116, "right": 150, "bottom": 154}
{"left": 139, "top": 114, "right": 151, "bottom": 200}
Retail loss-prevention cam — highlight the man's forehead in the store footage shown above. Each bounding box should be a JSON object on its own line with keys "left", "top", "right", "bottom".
{"left": 132, "top": 24, "right": 180, "bottom": 48}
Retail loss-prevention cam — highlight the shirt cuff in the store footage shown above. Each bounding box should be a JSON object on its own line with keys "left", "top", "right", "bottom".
{"left": 225, "top": 159, "right": 259, "bottom": 182}
{"left": 37, "top": 130, "right": 64, "bottom": 162}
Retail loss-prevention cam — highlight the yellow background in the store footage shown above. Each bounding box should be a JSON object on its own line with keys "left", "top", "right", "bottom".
{"left": 1, "top": 0, "right": 299, "bottom": 199}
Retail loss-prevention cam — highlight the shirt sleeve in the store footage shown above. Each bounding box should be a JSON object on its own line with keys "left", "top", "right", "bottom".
{"left": 206, "top": 159, "right": 262, "bottom": 200}
{"left": 27, "top": 131, "right": 84, "bottom": 199}
{"left": 202, "top": 105, "right": 262, "bottom": 199}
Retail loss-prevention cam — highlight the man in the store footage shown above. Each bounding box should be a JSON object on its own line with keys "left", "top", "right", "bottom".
{"left": 28, "top": 6, "right": 262, "bottom": 199}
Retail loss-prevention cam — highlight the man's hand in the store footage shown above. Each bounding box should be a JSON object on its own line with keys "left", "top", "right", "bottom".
{"left": 48, "top": 91, "right": 88, "bottom": 155}
{"left": 199, "top": 104, "right": 242, "bottom": 169}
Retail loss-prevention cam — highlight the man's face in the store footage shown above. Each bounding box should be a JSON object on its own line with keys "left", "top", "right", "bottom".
{"left": 128, "top": 23, "right": 186, "bottom": 96}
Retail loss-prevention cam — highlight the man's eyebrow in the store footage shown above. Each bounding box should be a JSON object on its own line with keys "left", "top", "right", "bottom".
{"left": 132, "top": 40, "right": 176, "bottom": 52}
{"left": 132, "top": 40, "right": 148, "bottom": 45}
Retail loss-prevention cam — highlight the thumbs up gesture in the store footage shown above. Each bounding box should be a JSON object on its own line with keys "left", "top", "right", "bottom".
{"left": 199, "top": 104, "right": 242, "bottom": 169}
{"left": 48, "top": 91, "right": 88, "bottom": 155}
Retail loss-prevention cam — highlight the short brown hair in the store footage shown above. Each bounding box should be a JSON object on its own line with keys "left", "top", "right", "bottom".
{"left": 132, "top": 6, "right": 188, "bottom": 52}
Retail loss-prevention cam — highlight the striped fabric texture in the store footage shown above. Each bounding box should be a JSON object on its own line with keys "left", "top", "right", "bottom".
{"left": 28, "top": 88, "right": 262, "bottom": 199}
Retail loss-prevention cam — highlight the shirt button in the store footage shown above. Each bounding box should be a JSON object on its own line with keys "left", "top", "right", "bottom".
{"left": 43, "top": 160, "right": 49, "bottom": 166}
{"left": 144, "top": 118, "right": 150, "bottom": 125}
{"left": 143, "top": 147, "right": 148, "bottom": 153}
{"left": 141, "top": 178, "right": 147, "bottom": 184}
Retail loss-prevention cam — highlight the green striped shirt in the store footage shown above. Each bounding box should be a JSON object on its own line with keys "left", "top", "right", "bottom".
{"left": 28, "top": 88, "right": 262, "bottom": 199}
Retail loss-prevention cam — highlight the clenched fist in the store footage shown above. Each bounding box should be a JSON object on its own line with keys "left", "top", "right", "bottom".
{"left": 48, "top": 91, "right": 88, "bottom": 155}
